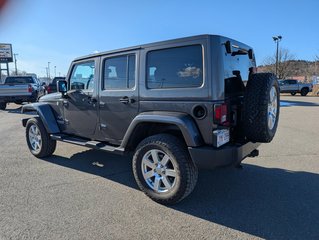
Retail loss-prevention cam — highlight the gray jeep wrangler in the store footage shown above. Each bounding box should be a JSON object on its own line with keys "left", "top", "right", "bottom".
{"left": 22, "top": 35, "right": 280, "bottom": 204}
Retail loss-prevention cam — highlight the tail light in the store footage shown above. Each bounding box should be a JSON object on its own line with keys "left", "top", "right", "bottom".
{"left": 28, "top": 84, "right": 32, "bottom": 93}
{"left": 214, "top": 103, "right": 228, "bottom": 125}
{"left": 47, "top": 86, "right": 51, "bottom": 93}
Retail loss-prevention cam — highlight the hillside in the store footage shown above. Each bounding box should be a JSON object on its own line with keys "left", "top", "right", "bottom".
{"left": 258, "top": 60, "right": 319, "bottom": 82}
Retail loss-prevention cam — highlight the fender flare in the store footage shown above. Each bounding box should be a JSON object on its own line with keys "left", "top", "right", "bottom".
{"left": 21, "top": 103, "right": 60, "bottom": 133}
{"left": 121, "top": 112, "right": 203, "bottom": 148}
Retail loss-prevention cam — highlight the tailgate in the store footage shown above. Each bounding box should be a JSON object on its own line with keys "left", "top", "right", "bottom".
{"left": 0, "top": 84, "right": 32, "bottom": 97}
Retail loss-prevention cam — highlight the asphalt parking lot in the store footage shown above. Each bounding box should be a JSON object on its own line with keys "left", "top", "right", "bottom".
{"left": 0, "top": 95, "right": 318, "bottom": 240}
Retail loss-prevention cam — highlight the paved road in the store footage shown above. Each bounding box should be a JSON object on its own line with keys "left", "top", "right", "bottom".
{"left": 0, "top": 96, "right": 318, "bottom": 240}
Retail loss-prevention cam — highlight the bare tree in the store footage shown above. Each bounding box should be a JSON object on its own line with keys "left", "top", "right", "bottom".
{"left": 262, "top": 48, "right": 295, "bottom": 79}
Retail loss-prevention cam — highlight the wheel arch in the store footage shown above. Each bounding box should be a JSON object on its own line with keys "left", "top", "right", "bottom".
{"left": 22, "top": 103, "right": 60, "bottom": 134}
{"left": 121, "top": 112, "right": 203, "bottom": 151}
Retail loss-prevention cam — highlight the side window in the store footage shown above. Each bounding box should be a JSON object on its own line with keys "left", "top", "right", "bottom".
{"left": 103, "top": 54, "right": 135, "bottom": 90}
{"left": 146, "top": 45, "right": 203, "bottom": 89}
{"left": 70, "top": 61, "right": 95, "bottom": 91}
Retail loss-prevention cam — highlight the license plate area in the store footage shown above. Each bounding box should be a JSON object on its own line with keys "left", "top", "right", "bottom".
{"left": 213, "top": 129, "right": 230, "bottom": 148}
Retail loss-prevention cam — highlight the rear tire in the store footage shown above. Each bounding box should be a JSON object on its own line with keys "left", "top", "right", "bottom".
{"left": 26, "top": 117, "right": 56, "bottom": 157}
{"left": 300, "top": 88, "right": 309, "bottom": 96}
{"left": 243, "top": 73, "right": 280, "bottom": 143}
{"left": 132, "top": 134, "right": 198, "bottom": 205}
{"left": 0, "top": 102, "right": 6, "bottom": 110}
{"left": 290, "top": 92, "right": 296, "bottom": 96}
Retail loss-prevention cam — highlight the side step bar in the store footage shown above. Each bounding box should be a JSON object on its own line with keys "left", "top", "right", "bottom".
{"left": 50, "top": 134, "right": 125, "bottom": 155}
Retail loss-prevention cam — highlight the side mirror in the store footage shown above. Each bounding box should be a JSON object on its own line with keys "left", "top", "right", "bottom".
{"left": 41, "top": 82, "right": 46, "bottom": 86}
{"left": 57, "top": 80, "right": 67, "bottom": 95}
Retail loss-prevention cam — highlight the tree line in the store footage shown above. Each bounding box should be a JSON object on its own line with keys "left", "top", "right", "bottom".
{"left": 258, "top": 48, "right": 319, "bottom": 82}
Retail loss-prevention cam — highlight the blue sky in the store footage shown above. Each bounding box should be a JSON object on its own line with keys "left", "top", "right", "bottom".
{"left": 0, "top": 0, "right": 318, "bottom": 77}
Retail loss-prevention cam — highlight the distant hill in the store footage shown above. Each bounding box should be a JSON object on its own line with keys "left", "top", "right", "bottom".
{"left": 258, "top": 60, "right": 319, "bottom": 82}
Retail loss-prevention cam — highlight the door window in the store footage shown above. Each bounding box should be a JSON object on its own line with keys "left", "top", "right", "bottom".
{"left": 103, "top": 55, "right": 136, "bottom": 90}
{"left": 70, "top": 61, "right": 95, "bottom": 91}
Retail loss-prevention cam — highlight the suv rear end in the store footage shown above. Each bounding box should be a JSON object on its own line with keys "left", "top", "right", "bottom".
{"left": 135, "top": 35, "right": 279, "bottom": 203}
{"left": 139, "top": 35, "right": 276, "bottom": 169}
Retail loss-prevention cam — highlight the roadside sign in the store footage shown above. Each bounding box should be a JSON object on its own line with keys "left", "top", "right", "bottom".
{"left": 0, "top": 43, "right": 13, "bottom": 63}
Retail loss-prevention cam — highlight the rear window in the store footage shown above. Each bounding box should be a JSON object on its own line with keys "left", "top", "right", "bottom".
{"left": 146, "top": 45, "right": 203, "bottom": 89}
{"left": 5, "top": 77, "right": 34, "bottom": 84}
{"left": 223, "top": 48, "right": 255, "bottom": 82}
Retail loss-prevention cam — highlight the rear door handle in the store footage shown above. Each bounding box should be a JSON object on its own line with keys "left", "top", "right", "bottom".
{"left": 119, "top": 96, "right": 135, "bottom": 104}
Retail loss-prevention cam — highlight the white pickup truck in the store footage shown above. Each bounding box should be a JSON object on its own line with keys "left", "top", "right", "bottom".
{"left": 0, "top": 76, "right": 45, "bottom": 110}
{"left": 278, "top": 79, "right": 313, "bottom": 96}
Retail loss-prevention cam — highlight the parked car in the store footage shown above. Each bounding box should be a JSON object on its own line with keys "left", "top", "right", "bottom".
{"left": 46, "top": 77, "right": 66, "bottom": 94}
{"left": 278, "top": 79, "right": 313, "bottom": 96}
{"left": 21, "top": 35, "right": 280, "bottom": 204}
{"left": 0, "top": 76, "right": 45, "bottom": 110}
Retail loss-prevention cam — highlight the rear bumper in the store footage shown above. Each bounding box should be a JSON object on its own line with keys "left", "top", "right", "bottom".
{"left": 0, "top": 93, "right": 37, "bottom": 103}
{"left": 188, "top": 142, "right": 261, "bottom": 169}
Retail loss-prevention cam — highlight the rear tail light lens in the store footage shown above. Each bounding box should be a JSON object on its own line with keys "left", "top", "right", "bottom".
{"left": 214, "top": 103, "right": 228, "bottom": 124}
{"left": 47, "top": 86, "right": 51, "bottom": 93}
{"left": 28, "top": 84, "right": 32, "bottom": 93}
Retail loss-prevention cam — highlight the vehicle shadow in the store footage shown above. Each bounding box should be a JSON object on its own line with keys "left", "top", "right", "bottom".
{"left": 47, "top": 149, "right": 136, "bottom": 189}
{"left": 280, "top": 100, "right": 319, "bottom": 107}
{"left": 44, "top": 149, "right": 319, "bottom": 240}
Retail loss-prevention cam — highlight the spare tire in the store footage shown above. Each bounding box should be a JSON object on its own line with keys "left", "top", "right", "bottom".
{"left": 243, "top": 73, "right": 280, "bottom": 143}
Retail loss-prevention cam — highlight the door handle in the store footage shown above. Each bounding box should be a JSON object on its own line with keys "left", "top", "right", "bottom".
{"left": 120, "top": 96, "right": 135, "bottom": 104}
{"left": 87, "top": 97, "right": 97, "bottom": 104}
{"left": 91, "top": 98, "right": 97, "bottom": 103}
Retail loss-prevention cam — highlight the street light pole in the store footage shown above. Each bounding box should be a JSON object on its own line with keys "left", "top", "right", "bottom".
{"left": 272, "top": 35, "right": 282, "bottom": 77}
{"left": 13, "top": 53, "right": 18, "bottom": 75}
{"left": 48, "top": 62, "right": 51, "bottom": 79}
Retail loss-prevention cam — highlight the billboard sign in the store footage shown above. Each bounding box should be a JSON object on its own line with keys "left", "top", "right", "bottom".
{"left": 0, "top": 43, "right": 13, "bottom": 63}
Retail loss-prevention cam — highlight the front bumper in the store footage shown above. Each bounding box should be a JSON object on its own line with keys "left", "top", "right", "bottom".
{"left": 188, "top": 142, "right": 261, "bottom": 169}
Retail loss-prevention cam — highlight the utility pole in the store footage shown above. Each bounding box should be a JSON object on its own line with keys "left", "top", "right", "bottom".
{"left": 13, "top": 53, "right": 18, "bottom": 75}
{"left": 272, "top": 35, "right": 282, "bottom": 78}
{"left": 54, "top": 66, "right": 56, "bottom": 78}
{"left": 48, "top": 62, "right": 51, "bottom": 79}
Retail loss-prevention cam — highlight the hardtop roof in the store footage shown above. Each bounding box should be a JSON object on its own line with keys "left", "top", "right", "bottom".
{"left": 73, "top": 34, "right": 252, "bottom": 62}
{"left": 74, "top": 34, "right": 222, "bottom": 62}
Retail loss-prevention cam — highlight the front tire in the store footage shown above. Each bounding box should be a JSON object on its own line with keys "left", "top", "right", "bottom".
{"left": 290, "top": 92, "right": 296, "bottom": 96}
{"left": 132, "top": 134, "right": 198, "bottom": 205}
{"left": 26, "top": 117, "right": 56, "bottom": 157}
